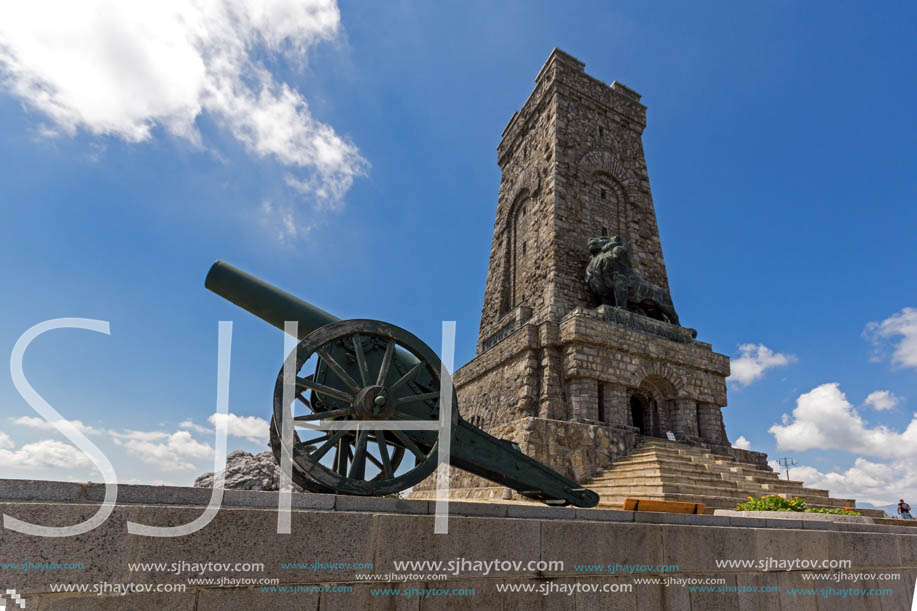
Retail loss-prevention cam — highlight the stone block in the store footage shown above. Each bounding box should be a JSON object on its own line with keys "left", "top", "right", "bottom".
{"left": 199, "top": 587, "right": 319, "bottom": 611}
{"left": 573, "top": 508, "right": 634, "bottom": 522}
{"left": 728, "top": 517, "right": 768, "bottom": 528}
{"left": 415, "top": 580, "right": 499, "bottom": 611}
{"left": 334, "top": 495, "right": 430, "bottom": 515}
{"left": 777, "top": 572, "right": 819, "bottom": 611}
{"left": 756, "top": 529, "right": 843, "bottom": 572}
{"left": 128, "top": 505, "right": 373, "bottom": 583}
{"left": 802, "top": 520, "right": 837, "bottom": 530}
{"left": 0, "top": 502, "right": 140, "bottom": 592}
{"left": 660, "top": 525, "right": 756, "bottom": 573}
{"left": 633, "top": 512, "right": 727, "bottom": 526}
{"left": 689, "top": 573, "right": 737, "bottom": 611}
{"left": 86, "top": 482, "right": 211, "bottom": 506}
{"left": 561, "top": 575, "right": 637, "bottom": 610}
{"left": 0, "top": 479, "right": 84, "bottom": 502}
{"left": 38, "top": 592, "right": 196, "bottom": 610}
{"left": 842, "top": 533, "right": 902, "bottom": 569}
{"left": 765, "top": 518, "right": 804, "bottom": 529}
{"left": 443, "top": 501, "right": 508, "bottom": 518}
{"left": 542, "top": 522, "right": 662, "bottom": 576}
{"left": 736, "top": 572, "right": 782, "bottom": 611}
{"left": 225, "top": 489, "right": 335, "bottom": 511}
{"left": 505, "top": 504, "right": 576, "bottom": 520}
{"left": 371, "top": 514, "right": 540, "bottom": 579}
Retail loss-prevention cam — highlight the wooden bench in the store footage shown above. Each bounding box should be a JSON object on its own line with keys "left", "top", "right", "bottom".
{"left": 623, "top": 499, "right": 706, "bottom": 514}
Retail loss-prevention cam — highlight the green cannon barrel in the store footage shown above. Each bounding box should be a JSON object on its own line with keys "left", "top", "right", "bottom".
{"left": 205, "top": 260, "right": 341, "bottom": 339}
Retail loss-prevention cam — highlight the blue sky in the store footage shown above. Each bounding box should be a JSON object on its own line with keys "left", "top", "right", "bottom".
{"left": 1, "top": 1, "right": 915, "bottom": 506}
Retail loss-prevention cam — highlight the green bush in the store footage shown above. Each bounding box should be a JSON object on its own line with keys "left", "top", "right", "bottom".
{"left": 804, "top": 507, "right": 861, "bottom": 516}
{"left": 735, "top": 495, "right": 860, "bottom": 516}
{"left": 736, "top": 494, "right": 807, "bottom": 512}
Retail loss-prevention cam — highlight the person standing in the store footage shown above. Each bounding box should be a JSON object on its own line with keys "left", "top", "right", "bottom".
{"left": 897, "top": 499, "right": 912, "bottom": 519}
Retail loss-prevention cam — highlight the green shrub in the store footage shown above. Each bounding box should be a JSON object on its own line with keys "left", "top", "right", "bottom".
{"left": 803, "top": 507, "right": 861, "bottom": 516}
{"left": 736, "top": 495, "right": 860, "bottom": 516}
{"left": 736, "top": 494, "right": 807, "bottom": 512}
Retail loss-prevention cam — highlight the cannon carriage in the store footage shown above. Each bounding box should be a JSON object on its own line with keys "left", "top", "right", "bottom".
{"left": 206, "top": 261, "right": 598, "bottom": 508}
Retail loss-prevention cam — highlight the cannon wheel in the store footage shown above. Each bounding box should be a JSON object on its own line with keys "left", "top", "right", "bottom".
{"left": 272, "top": 319, "right": 457, "bottom": 496}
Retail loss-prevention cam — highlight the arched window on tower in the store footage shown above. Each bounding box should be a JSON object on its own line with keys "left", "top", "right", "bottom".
{"left": 511, "top": 196, "right": 532, "bottom": 308}
{"left": 591, "top": 180, "right": 624, "bottom": 242}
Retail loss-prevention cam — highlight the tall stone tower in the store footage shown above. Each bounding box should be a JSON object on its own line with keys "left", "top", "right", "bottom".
{"left": 418, "top": 49, "right": 768, "bottom": 501}
{"left": 477, "top": 50, "right": 670, "bottom": 354}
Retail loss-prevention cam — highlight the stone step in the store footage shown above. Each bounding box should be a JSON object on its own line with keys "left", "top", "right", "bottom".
{"left": 606, "top": 456, "right": 784, "bottom": 483}
{"left": 585, "top": 443, "right": 860, "bottom": 515}
{"left": 592, "top": 463, "right": 784, "bottom": 482}
{"left": 596, "top": 490, "right": 860, "bottom": 513}
{"left": 590, "top": 484, "right": 752, "bottom": 500}
{"left": 597, "top": 464, "right": 783, "bottom": 487}
{"left": 588, "top": 476, "right": 833, "bottom": 500}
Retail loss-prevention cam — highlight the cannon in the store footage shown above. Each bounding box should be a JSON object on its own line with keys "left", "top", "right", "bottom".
{"left": 205, "top": 261, "right": 598, "bottom": 507}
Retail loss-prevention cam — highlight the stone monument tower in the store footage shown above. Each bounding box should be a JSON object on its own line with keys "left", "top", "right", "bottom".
{"left": 427, "top": 49, "right": 769, "bottom": 500}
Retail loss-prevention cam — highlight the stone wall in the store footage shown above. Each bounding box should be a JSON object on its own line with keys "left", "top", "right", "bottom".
{"left": 416, "top": 308, "right": 744, "bottom": 499}
{"left": 4, "top": 481, "right": 916, "bottom": 611}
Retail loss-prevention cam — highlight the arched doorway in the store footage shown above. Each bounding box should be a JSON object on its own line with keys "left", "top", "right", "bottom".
{"left": 629, "top": 375, "right": 677, "bottom": 439}
{"left": 630, "top": 395, "right": 646, "bottom": 434}
{"left": 629, "top": 392, "right": 656, "bottom": 436}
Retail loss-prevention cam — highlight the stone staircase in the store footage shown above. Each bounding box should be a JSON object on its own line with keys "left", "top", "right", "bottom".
{"left": 584, "top": 438, "right": 885, "bottom": 517}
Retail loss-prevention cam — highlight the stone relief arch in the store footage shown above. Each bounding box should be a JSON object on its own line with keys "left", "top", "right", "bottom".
{"left": 505, "top": 166, "right": 542, "bottom": 211}
{"left": 577, "top": 149, "right": 643, "bottom": 250}
{"left": 630, "top": 361, "right": 688, "bottom": 397}
{"left": 576, "top": 149, "right": 641, "bottom": 201}
{"left": 497, "top": 167, "right": 542, "bottom": 315}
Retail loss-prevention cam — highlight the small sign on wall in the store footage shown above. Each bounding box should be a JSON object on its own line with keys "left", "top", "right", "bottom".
{"left": 666, "top": 430, "right": 676, "bottom": 441}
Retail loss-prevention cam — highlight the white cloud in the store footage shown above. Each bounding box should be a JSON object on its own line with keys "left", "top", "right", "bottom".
{"left": 0, "top": 439, "right": 93, "bottom": 469}
{"left": 121, "top": 430, "right": 212, "bottom": 471}
{"left": 728, "top": 343, "right": 797, "bottom": 386}
{"left": 0, "top": 0, "right": 367, "bottom": 223}
{"left": 110, "top": 429, "right": 171, "bottom": 442}
{"left": 769, "top": 382, "right": 917, "bottom": 460}
{"left": 864, "top": 307, "right": 917, "bottom": 370}
{"left": 209, "top": 412, "right": 269, "bottom": 444}
{"left": 0, "top": 432, "right": 14, "bottom": 450}
{"left": 771, "top": 458, "right": 917, "bottom": 508}
{"left": 863, "top": 390, "right": 900, "bottom": 411}
{"left": 732, "top": 435, "right": 751, "bottom": 450}
{"left": 259, "top": 200, "right": 304, "bottom": 244}
{"left": 13, "top": 415, "right": 104, "bottom": 436}
{"left": 179, "top": 420, "right": 213, "bottom": 434}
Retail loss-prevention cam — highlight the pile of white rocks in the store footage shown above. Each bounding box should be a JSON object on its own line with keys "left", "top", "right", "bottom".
{"left": 194, "top": 450, "right": 290, "bottom": 491}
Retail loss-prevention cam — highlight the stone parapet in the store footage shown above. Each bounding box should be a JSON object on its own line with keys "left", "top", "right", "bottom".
{"left": 2, "top": 481, "right": 916, "bottom": 610}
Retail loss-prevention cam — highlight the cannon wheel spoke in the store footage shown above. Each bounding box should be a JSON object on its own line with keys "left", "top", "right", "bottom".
{"left": 391, "top": 429, "right": 428, "bottom": 462}
{"left": 293, "top": 407, "right": 352, "bottom": 422}
{"left": 348, "top": 430, "right": 369, "bottom": 479}
{"left": 311, "top": 429, "right": 348, "bottom": 462}
{"left": 395, "top": 391, "right": 440, "bottom": 406}
{"left": 375, "top": 340, "right": 395, "bottom": 386}
{"left": 388, "top": 361, "right": 425, "bottom": 395}
{"left": 352, "top": 335, "right": 370, "bottom": 386}
{"left": 316, "top": 348, "right": 362, "bottom": 394}
{"left": 296, "top": 376, "right": 353, "bottom": 403}
{"left": 375, "top": 430, "right": 394, "bottom": 479}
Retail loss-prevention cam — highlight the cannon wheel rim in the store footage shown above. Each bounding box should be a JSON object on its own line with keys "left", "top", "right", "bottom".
{"left": 268, "top": 416, "right": 334, "bottom": 494}
{"left": 272, "top": 319, "right": 457, "bottom": 496}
